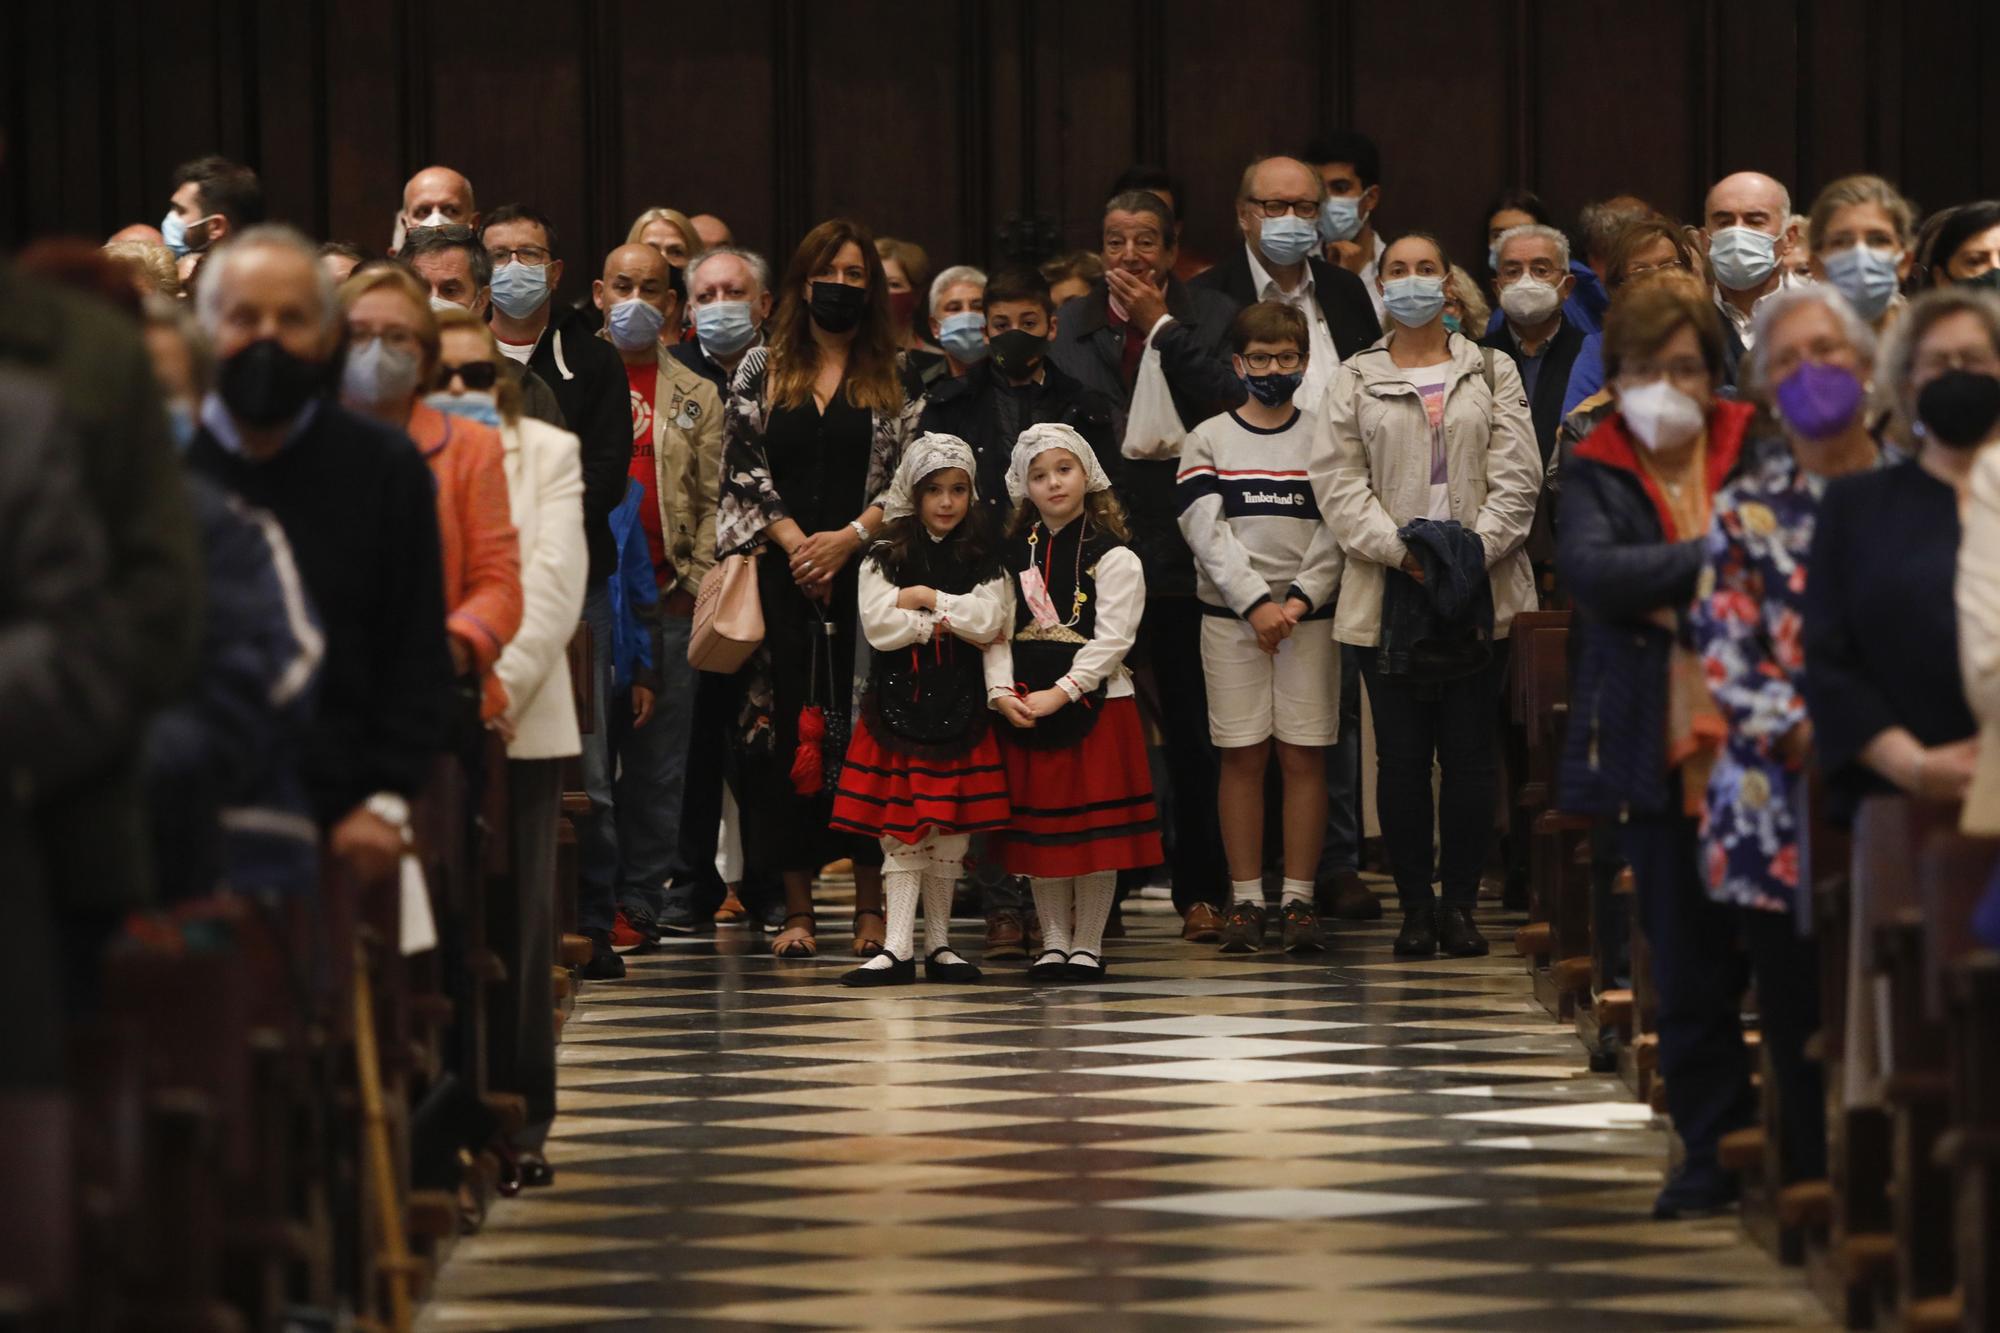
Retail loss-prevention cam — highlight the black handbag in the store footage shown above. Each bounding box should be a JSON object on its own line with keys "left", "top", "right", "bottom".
{"left": 1007, "top": 638, "right": 1108, "bottom": 750}
{"left": 870, "top": 641, "right": 987, "bottom": 749}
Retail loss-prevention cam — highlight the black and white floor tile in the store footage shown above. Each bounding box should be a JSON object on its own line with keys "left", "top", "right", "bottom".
{"left": 418, "top": 879, "right": 1833, "bottom": 1331}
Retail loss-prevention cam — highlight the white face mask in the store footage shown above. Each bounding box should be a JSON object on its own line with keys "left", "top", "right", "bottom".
{"left": 1618, "top": 380, "right": 1705, "bottom": 452}
{"left": 1499, "top": 275, "right": 1562, "bottom": 325}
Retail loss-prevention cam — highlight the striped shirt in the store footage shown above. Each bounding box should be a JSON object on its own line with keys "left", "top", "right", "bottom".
{"left": 1175, "top": 407, "right": 1345, "bottom": 618}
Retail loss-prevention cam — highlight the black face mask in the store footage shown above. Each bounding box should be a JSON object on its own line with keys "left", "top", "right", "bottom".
{"left": 988, "top": 328, "right": 1049, "bottom": 380}
{"left": 1917, "top": 369, "right": 2000, "bottom": 449}
{"left": 218, "top": 338, "right": 327, "bottom": 428}
{"left": 808, "top": 280, "right": 868, "bottom": 334}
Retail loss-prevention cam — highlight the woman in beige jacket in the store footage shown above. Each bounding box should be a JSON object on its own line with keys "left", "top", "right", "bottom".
{"left": 1310, "top": 233, "right": 1542, "bottom": 959}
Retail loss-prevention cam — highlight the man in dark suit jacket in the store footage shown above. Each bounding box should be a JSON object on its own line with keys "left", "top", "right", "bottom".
{"left": 1048, "top": 188, "right": 1242, "bottom": 935}
{"left": 1188, "top": 156, "right": 1382, "bottom": 372}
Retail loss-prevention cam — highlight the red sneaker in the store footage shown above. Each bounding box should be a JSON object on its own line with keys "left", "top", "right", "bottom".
{"left": 609, "top": 909, "right": 651, "bottom": 953}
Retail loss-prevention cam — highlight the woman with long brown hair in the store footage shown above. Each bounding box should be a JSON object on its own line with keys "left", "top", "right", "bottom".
{"left": 716, "top": 218, "right": 924, "bottom": 958}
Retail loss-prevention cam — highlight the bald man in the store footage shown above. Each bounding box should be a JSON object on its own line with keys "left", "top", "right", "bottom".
{"left": 1703, "top": 170, "right": 1799, "bottom": 353}
{"left": 1188, "top": 155, "right": 1382, "bottom": 932}
{"left": 690, "top": 213, "right": 732, "bottom": 250}
{"left": 1191, "top": 155, "right": 1380, "bottom": 407}
{"left": 394, "top": 164, "right": 478, "bottom": 252}
{"left": 108, "top": 222, "right": 165, "bottom": 247}
{"left": 582, "top": 240, "right": 720, "bottom": 950}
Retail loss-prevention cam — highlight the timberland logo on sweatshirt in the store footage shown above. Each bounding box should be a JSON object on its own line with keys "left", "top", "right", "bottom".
{"left": 1240, "top": 490, "right": 1306, "bottom": 506}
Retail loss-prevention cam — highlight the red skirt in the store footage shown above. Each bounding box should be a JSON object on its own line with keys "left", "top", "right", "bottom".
{"left": 829, "top": 717, "right": 1012, "bottom": 845}
{"left": 995, "top": 695, "right": 1163, "bottom": 878}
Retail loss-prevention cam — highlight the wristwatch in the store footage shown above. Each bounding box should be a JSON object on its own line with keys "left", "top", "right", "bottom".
{"left": 849, "top": 518, "right": 870, "bottom": 542}
{"left": 365, "top": 791, "right": 413, "bottom": 834}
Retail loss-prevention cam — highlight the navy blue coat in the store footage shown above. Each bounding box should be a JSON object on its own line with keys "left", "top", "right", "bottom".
{"left": 1555, "top": 400, "right": 1755, "bottom": 817}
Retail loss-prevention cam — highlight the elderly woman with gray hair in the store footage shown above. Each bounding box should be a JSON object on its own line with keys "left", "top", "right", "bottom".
{"left": 1685, "top": 283, "right": 1884, "bottom": 1194}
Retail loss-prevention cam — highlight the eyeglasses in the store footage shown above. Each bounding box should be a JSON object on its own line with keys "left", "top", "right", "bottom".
{"left": 1499, "top": 262, "right": 1565, "bottom": 282}
{"left": 1246, "top": 197, "right": 1319, "bottom": 220}
{"left": 487, "top": 245, "right": 552, "bottom": 266}
{"left": 349, "top": 327, "right": 422, "bottom": 355}
{"left": 1620, "top": 259, "right": 1689, "bottom": 283}
{"left": 404, "top": 223, "right": 475, "bottom": 249}
{"left": 1914, "top": 348, "right": 2000, "bottom": 378}
{"left": 439, "top": 361, "right": 500, "bottom": 390}
{"left": 1241, "top": 351, "right": 1305, "bottom": 372}
{"left": 1618, "top": 357, "right": 1709, "bottom": 385}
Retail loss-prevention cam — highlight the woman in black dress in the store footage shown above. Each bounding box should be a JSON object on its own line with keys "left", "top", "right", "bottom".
{"left": 716, "top": 218, "right": 922, "bottom": 957}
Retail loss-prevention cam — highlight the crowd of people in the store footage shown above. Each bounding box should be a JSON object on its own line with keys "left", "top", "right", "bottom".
{"left": 8, "top": 133, "right": 2000, "bottom": 1224}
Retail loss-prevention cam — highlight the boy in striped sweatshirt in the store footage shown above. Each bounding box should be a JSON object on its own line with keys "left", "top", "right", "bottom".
{"left": 1175, "top": 301, "right": 1345, "bottom": 955}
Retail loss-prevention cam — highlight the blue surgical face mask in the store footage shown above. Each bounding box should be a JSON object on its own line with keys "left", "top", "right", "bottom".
{"left": 166, "top": 400, "right": 197, "bottom": 450}
{"left": 1706, "top": 225, "right": 1779, "bottom": 291}
{"left": 693, "top": 300, "right": 759, "bottom": 360}
{"left": 489, "top": 260, "right": 553, "bottom": 319}
{"left": 1381, "top": 275, "right": 1447, "bottom": 328}
{"left": 1318, "top": 194, "right": 1365, "bottom": 245}
{"left": 1443, "top": 313, "right": 1463, "bottom": 334}
{"left": 1258, "top": 215, "right": 1319, "bottom": 268}
{"left": 1821, "top": 244, "right": 1903, "bottom": 321}
{"left": 162, "top": 210, "right": 190, "bottom": 259}
{"left": 1486, "top": 243, "right": 1500, "bottom": 274}
{"left": 425, "top": 390, "right": 502, "bottom": 428}
{"left": 605, "top": 296, "right": 667, "bottom": 352}
{"left": 938, "top": 310, "right": 988, "bottom": 362}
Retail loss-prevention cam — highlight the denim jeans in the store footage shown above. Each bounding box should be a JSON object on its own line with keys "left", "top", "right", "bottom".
{"left": 1356, "top": 643, "right": 1508, "bottom": 912}
{"left": 1317, "top": 643, "right": 1362, "bottom": 879}
{"left": 576, "top": 588, "right": 694, "bottom": 931}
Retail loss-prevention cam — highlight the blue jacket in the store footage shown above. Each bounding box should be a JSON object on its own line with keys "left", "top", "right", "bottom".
{"left": 145, "top": 476, "right": 323, "bottom": 897}
{"left": 1555, "top": 401, "right": 1753, "bottom": 817}
{"left": 607, "top": 478, "right": 659, "bottom": 693}
{"left": 1379, "top": 519, "right": 1492, "bottom": 680}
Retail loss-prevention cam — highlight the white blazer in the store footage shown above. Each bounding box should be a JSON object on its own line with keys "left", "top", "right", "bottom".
{"left": 493, "top": 415, "right": 587, "bottom": 760}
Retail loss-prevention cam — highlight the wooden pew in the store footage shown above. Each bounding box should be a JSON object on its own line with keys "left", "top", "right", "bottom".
{"left": 1507, "top": 611, "right": 1596, "bottom": 1021}
{"left": 1940, "top": 950, "right": 2000, "bottom": 1331}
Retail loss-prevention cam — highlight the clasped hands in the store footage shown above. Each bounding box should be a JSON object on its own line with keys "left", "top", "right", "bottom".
{"left": 787, "top": 525, "right": 863, "bottom": 599}
{"left": 995, "top": 685, "right": 1068, "bottom": 729}
{"left": 1247, "top": 596, "right": 1312, "bottom": 655}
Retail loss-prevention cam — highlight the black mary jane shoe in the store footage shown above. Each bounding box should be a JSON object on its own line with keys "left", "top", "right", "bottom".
{"left": 840, "top": 953, "right": 915, "bottom": 987}
{"left": 924, "top": 948, "right": 983, "bottom": 984}
{"left": 1061, "top": 950, "right": 1106, "bottom": 983}
{"left": 1027, "top": 948, "right": 1071, "bottom": 982}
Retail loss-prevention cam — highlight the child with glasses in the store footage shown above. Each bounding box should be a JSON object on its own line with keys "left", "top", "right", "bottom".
{"left": 1176, "top": 301, "right": 1345, "bottom": 955}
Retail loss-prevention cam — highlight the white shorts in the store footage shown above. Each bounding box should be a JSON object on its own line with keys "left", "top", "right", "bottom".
{"left": 1200, "top": 614, "right": 1340, "bottom": 748}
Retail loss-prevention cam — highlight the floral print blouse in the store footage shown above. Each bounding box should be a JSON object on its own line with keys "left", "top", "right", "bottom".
{"left": 1689, "top": 455, "right": 1822, "bottom": 913}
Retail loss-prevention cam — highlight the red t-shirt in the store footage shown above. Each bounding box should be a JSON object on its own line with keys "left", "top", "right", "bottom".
{"left": 626, "top": 360, "right": 667, "bottom": 582}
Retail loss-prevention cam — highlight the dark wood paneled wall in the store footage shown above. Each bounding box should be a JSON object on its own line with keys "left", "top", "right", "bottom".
{"left": 8, "top": 0, "right": 1999, "bottom": 303}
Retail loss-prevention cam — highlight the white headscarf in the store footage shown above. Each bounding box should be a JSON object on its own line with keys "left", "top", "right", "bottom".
{"left": 881, "top": 432, "right": 979, "bottom": 521}
{"left": 1005, "top": 422, "right": 1113, "bottom": 502}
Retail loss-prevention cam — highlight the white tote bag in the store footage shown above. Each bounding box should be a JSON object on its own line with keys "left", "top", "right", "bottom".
{"left": 1120, "top": 315, "right": 1186, "bottom": 461}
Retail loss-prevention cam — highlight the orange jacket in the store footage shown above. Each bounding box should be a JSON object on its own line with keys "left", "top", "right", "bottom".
{"left": 406, "top": 401, "right": 523, "bottom": 720}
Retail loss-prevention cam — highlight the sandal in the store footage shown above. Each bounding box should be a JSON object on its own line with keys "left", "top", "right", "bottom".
{"left": 852, "top": 905, "right": 886, "bottom": 957}
{"left": 771, "top": 912, "right": 818, "bottom": 958}
{"left": 713, "top": 887, "right": 747, "bottom": 926}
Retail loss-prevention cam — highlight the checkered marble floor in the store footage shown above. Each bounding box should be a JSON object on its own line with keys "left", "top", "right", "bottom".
{"left": 419, "top": 880, "right": 1832, "bottom": 1331}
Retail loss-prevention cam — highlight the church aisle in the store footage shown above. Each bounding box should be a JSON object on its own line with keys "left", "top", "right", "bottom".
{"left": 421, "top": 881, "right": 1831, "bottom": 1331}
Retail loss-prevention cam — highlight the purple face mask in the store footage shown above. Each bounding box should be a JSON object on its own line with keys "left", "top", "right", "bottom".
{"left": 1773, "top": 361, "right": 1865, "bottom": 441}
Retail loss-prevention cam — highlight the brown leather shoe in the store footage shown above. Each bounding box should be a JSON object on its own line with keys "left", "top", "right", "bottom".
{"left": 1321, "top": 870, "right": 1383, "bottom": 921}
{"left": 1181, "top": 902, "right": 1224, "bottom": 942}
{"left": 984, "top": 910, "right": 1027, "bottom": 959}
